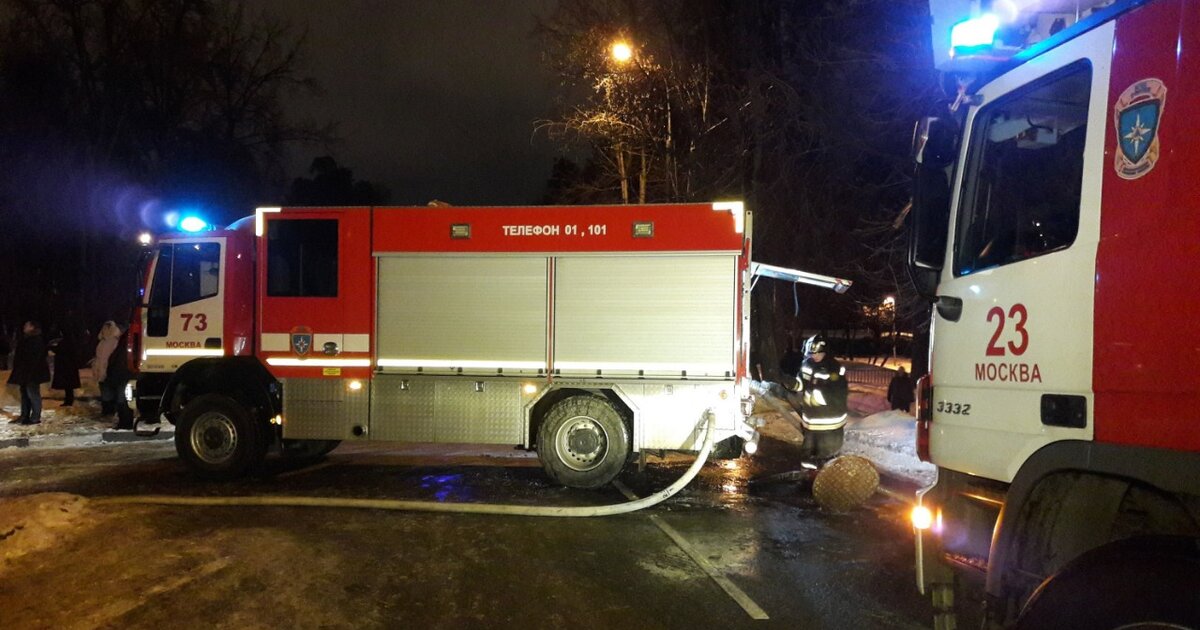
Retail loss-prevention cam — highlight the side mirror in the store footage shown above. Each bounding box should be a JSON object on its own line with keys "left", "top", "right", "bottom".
{"left": 907, "top": 117, "right": 958, "bottom": 298}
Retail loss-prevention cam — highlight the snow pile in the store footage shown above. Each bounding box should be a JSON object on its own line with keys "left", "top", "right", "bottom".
{"left": 0, "top": 493, "right": 94, "bottom": 572}
{"left": 842, "top": 410, "right": 936, "bottom": 487}
{"left": 848, "top": 389, "right": 891, "bottom": 416}
{"left": 752, "top": 379, "right": 934, "bottom": 487}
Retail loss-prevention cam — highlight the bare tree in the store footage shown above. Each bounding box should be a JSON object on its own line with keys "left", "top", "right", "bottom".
{"left": 0, "top": 0, "right": 328, "bottom": 325}
{"left": 536, "top": 0, "right": 939, "bottom": 380}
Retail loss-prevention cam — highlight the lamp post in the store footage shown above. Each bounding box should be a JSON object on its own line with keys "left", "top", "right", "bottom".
{"left": 882, "top": 296, "right": 897, "bottom": 364}
{"left": 607, "top": 39, "right": 636, "bottom": 203}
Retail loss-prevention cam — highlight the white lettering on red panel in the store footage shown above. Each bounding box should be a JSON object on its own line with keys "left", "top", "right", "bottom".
{"left": 975, "top": 302, "right": 1042, "bottom": 383}
{"left": 502, "top": 224, "right": 607, "bottom": 237}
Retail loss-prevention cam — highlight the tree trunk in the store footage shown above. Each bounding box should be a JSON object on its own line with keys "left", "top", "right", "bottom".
{"left": 617, "top": 146, "right": 629, "bottom": 204}
{"left": 638, "top": 152, "right": 647, "bottom": 204}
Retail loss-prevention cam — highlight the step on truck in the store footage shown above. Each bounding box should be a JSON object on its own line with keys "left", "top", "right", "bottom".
{"left": 909, "top": 0, "right": 1200, "bottom": 627}
{"left": 130, "top": 202, "right": 851, "bottom": 488}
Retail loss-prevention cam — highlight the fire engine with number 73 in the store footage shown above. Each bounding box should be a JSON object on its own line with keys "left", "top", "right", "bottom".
{"left": 129, "top": 201, "right": 850, "bottom": 489}
{"left": 907, "top": 0, "right": 1200, "bottom": 627}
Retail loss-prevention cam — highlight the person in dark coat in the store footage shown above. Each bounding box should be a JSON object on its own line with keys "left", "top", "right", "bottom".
{"left": 105, "top": 326, "right": 134, "bottom": 430}
{"left": 887, "top": 367, "right": 916, "bottom": 413}
{"left": 8, "top": 321, "right": 50, "bottom": 425}
{"left": 49, "top": 326, "right": 82, "bottom": 406}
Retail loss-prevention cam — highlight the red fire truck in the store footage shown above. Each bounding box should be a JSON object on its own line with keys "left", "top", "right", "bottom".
{"left": 908, "top": 0, "right": 1200, "bottom": 627}
{"left": 131, "top": 202, "right": 850, "bottom": 488}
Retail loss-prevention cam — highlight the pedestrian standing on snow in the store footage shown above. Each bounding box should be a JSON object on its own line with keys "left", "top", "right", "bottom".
{"left": 49, "top": 326, "right": 82, "bottom": 407}
{"left": 887, "top": 367, "right": 915, "bottom": 413}
{"left": 93, "top": 321, "right": 122, "bottom": 416}
{"left": 8, "top": 321, "right": 50, "bottom": 425}
{"left": 106, "top": 326, "right": 134, "bottom": 430}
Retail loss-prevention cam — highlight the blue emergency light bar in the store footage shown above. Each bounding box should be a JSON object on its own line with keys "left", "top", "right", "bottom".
{"left": 950, "top": 13, "right": 1000, "bottom": 54}
{"left": 179, "top": 216, "right": 208, "bottom": 232}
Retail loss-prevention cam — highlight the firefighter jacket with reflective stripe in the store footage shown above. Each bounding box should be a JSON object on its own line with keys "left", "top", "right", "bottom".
{"left": 799, "top": 356, "right": 848, "bottom": 420}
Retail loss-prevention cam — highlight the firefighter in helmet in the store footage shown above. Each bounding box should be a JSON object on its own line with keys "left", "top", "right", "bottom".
{"left": 797, "top": 334, "right": 849, "bottom": 457}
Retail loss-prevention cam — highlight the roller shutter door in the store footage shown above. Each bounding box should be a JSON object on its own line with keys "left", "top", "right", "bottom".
{"left": 553, "top": 255, "right": 736, "bottom": 378}
{"left": 376, "top": 256, "right": 547, "bottom": 374}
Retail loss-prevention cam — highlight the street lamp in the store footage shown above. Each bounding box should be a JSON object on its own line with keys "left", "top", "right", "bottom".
{"left": 610, "top": 40, "right": 633, "bottom": 64}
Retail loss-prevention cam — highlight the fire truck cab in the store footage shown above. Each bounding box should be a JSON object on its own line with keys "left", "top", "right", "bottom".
{"left": 134, "top": 202, "right": 850, "bottom": 489}
{"left": 909, "top": 0, "right": 1200, "bottom": 627}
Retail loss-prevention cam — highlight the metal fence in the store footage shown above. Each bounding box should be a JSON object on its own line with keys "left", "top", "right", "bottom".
{"left": 843, "top": 364, "right": 896, "bottom": 389}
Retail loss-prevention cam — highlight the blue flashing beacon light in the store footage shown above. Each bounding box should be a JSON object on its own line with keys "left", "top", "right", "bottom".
{"left": 179, "top": 216, "right": 208, "bottom": 233}
{"left": 950, "top": 13, "right": 1000, "bottom": 55}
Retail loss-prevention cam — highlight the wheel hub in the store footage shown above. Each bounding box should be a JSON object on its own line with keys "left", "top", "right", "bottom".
{"left": 190, "top": 412, "right": 238, "bottom": 464}
{"left": 555, "top": 415, "right": 609, "bottom": 472}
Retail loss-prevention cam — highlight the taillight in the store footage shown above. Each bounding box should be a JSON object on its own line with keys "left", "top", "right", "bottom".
{"left": 916, "top": 373, "right": 933, "bottom": 462}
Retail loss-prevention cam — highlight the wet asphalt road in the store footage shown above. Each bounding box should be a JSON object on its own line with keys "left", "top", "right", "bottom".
{"left": 0, "top": 437, "right": 933, "bottom": 629}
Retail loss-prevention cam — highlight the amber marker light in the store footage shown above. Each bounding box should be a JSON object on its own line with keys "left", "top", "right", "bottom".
{"left": 911, "top": 505, "right": 934, "bottom": 530}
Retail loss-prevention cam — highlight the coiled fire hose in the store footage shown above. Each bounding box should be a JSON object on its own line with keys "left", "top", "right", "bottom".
{"left": 94, "top": 412, "right": 716, "bottom": 518}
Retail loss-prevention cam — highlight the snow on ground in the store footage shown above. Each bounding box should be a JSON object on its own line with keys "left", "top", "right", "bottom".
{"left": 0, "top": 493, "right": 96, "bottom": 573}
{"left": 841, "top": 379, "right": 935, "bottom": 487}
{"left": 752, "top": 380, "right": 936, "bottom": 488}
{"left": 1, "top": 369, "right": 165, "bottom": 447}
{"left": 842, "top": 409, "right": 936, "bottom": 488}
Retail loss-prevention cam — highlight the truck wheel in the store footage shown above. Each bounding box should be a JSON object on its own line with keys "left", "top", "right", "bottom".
{"left": 1016, "top": 537, "right": 1200, "bottom": 630}
{"left": 175, "top": 393, "right": 268, "bottom": 481}
{"left": 537, "top": 395, "right": 630, "bottom": 489}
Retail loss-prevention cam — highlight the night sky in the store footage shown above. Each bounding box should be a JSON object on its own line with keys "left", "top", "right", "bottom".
{"left": 255, "top": 0, "right": 560, "bottom": 206}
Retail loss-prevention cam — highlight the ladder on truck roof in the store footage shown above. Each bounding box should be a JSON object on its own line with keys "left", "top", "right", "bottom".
{"left": 750, "top": 262, "right": 852, "bottom": 294}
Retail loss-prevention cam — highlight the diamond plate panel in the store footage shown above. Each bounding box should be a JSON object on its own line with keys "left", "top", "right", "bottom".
{"left": 611, "top": 381, "right": 738, "bottom": 450}
{"left": 370, "top": 376, "right": 436, "bottom": 442}
{"left": 368, "top": 376, "right": 525, "bottom": 444}
{"left": 434, "top": 380, "right": 525, "bottom": 444}
{"left": 282, "top": 378, "right": 370, "bottom": 440}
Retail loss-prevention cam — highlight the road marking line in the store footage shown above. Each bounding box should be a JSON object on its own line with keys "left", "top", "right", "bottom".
{"left": 613, "top": 480, "right": 770, "bottom": 620}
{"left": 275, "top": 460, "right": 337, "bottom": 479}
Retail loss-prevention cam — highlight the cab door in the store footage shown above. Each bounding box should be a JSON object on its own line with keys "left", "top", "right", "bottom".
{"left": 140, "top": 238, "right": 226, "bottom": 372}
{"left": 256, "top": 209, "right": 373, "bottom": 381}
{"left": 929, "top": 24, "right": 1113, "bottom": 482}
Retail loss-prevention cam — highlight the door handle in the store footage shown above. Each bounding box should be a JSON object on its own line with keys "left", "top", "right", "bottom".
{"left": 935, "top": 295, "right": 963, "bottom": 322}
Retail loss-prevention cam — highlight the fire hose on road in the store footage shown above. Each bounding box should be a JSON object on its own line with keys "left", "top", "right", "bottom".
{"left": 93, "top": 412, "right": 716, "bottom": 518}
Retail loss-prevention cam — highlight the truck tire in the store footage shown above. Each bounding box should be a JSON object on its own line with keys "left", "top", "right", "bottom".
{"left": 1016, "top": 536, "right": 1200, "bottom": 630}
{"left": 175, "top": 393, "right": 269, "bottom": 481}
{"left": 537, "top": 395, "right": 630, "bottom": 489}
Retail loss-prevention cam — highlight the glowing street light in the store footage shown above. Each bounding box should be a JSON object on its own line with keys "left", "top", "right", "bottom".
{"left": 882, "top": 295, "right": 896, "bottom": 307}
{"left": 610, "top": 40, "right": 633, "bottom": 64}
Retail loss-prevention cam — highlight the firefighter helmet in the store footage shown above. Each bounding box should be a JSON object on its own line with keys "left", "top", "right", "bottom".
{"left": 805, "top": 334, "right": 827, "bottom": 356}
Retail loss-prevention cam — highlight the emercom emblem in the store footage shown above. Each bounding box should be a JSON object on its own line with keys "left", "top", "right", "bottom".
{"left": 290, "top": 326, "right": 313, "bottom": 356}
{"left": 1114, "top": 78, "right": 1167, "bottom": 180}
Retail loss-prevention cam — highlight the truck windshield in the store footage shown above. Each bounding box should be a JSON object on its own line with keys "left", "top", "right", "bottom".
{"left": 148, "top": 242, "right": 221, "bottom": 308}
{"left": 953, "top": 61, "right": 1091, "bottom": 276}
